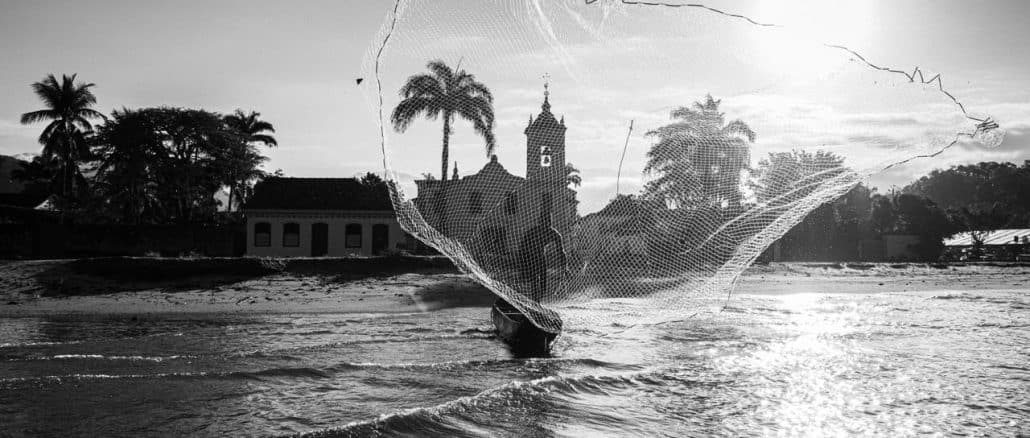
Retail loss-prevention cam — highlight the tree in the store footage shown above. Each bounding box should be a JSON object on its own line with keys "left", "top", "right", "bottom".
{"left": 221, "top": 110, "right": 276, "bottom": 212}
{"left": 905, "top": 161, "right": 1030, "bottom": 229}
{"left": 224, "top": 110, "right": 277, "bottom": 147}
{"left": 752, "top": 150, "right": 845, "bottom": 206}
{"left": 952, "top": 203, "right": 1009, "bottom": 249}
{"left": 92, "top": 108, "right": 166, "bottom": 223}
{"left": 360, "top": 172, "right": 385, "bottom": 187}
{"left": 390, "top": 60, "right": 495, "bottom": 182}
{"left": 391, "top": 60, "right": 495, "bottom": 233}
{"left": 20, "top": 74, "right": 105, "bottom": 216}
{"left": 892, "top": 193, "right": 952, "bottom": 260}
{"left": 643, "top": 94, "right": 755, "bottom": 210}
{"left": 565, "top": 162, "right": 581, "bottom": 188}
{"left": 99, "top": 107, "right": 239, "bottom": 223}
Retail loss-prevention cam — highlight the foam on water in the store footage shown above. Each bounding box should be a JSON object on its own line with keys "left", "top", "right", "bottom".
{"left": 1, "top": 288, "right": 1026, "bottom": 436}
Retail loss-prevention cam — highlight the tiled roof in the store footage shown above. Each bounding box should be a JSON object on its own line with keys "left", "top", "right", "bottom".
{"left": 243, "top": 177, "right": 392, "bottom": 211}
{"left": 944, "top": 228, "right": 1030, "bottom": 246}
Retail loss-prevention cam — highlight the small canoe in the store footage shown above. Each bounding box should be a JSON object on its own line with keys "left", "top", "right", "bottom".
{"left": 491, "top": 298, "right": 561, "bottom": 356}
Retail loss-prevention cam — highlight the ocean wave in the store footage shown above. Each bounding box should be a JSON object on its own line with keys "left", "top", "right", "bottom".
{"left": 0, "top": 340, "right": 85, "bottom": 349}
{"left": 0, "top": 357, "right": 641, "bottom": 389}
{"left": 329, "top": 357, "right": 637, "bottom": 372}
{"left": 251, "top": 332, "right": 499, "bottom": 356}
{"left": 292, "top": 370, "right": 666, "bottom": 437}
{"left": 0, "top": 331, "right": 185, "bottom": 350}
{"left": 6, "top": 354, "right": 195, "bottom": 363}
{"left": 0, "top": 366, "right": 333, "bottom": 385}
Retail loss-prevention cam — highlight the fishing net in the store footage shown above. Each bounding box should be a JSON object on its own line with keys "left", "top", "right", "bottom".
{"left": 361, "top": 0, "right": 1002, "bottom": 331}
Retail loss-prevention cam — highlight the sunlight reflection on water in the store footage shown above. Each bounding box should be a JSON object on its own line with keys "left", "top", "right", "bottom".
{"left": 1, "top": 289, "right": 1027, "bottom": 437}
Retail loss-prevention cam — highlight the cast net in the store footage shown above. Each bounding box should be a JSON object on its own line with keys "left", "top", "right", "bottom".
{"left": 361, "top": 0, "right": 1002, "bottom": 331}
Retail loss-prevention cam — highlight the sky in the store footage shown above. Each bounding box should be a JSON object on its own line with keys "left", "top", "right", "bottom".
{"left": 2, "top": 0, "right": 1028, "bottom": 214}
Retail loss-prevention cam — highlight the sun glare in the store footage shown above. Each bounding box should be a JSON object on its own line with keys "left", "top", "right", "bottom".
{"left": 750, "top": 1, "right": 875, "bottom": 75}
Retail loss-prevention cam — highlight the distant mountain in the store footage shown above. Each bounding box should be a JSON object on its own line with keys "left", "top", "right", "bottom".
{"left": 12, "top": 152, "right": 38, "bottom": 162}
{"left": 0, "top": 154, "right": 28, "bottom": 194}
{"left": 0, "top": 154, "right": 50, "bottom": 208}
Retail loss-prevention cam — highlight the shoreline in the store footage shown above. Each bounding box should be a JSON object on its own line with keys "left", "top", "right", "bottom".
{"left": 1, "top": 258, "right": 1027, "bottom": 318}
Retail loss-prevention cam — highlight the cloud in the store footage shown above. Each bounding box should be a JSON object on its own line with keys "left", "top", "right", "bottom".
{"left": 865, "top": 129, "right": 1030, "bottom": 191}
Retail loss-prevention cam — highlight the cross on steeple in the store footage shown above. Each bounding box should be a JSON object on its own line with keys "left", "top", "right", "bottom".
{"left": 542, "top": 73, "right": 551, "bottom": 112}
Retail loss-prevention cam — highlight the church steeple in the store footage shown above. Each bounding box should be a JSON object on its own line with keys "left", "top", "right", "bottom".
{"left": 525, "top": 75, "right": 566, "bottom": 184}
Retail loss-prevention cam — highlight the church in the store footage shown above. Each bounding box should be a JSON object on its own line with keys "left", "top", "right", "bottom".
{"left": 412, "top": 87, "right": 578, "bottom": 257}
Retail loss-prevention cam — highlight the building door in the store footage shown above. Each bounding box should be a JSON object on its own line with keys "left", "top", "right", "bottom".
{"left": 311, "top": 223, "right": 329, "bottom": 257}
{"left": 372, "top": 224, "right": 389, "bottom": 255}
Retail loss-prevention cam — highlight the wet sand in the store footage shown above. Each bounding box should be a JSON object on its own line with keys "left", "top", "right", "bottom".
{"left": 1, "top": 259, "right": 1027, "bottom": 317}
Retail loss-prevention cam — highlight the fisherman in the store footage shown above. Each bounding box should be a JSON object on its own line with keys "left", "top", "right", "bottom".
{"left": 518, "top": 200, "right": 569, "bottom": 301}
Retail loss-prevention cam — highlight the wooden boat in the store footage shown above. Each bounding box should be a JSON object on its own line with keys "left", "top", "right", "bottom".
{"left": 491, "top": 298, "right": 562, "bottom": 356}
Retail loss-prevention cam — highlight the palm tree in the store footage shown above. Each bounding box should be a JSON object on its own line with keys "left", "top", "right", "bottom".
{"left": 565, "top": 162, "right": 582, "bottom": 188}
{"left": 391, "top": 60, "right": 495, "bottom": 182}
{"left": 391, "top": 60, "right": 495, "bottom": 233}
{"left": 223, "top": 110, "right": 277, "bottom": 211}
{"left": 225, "top": 109, "right": 277, "bottom": 147}
{"left": 644, "top": 94, "right": 755, "bottom": 210}
{"left": 20, "top": 74, "right": 104, "bottom": 215}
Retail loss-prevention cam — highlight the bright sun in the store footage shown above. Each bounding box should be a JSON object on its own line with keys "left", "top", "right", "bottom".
{"left": 750, "top": 1, "right": 875, "bottom": 74}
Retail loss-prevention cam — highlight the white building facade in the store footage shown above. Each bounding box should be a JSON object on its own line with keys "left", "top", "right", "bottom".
{"left": 244, "top": 178, "right": 412, "bottom": 257}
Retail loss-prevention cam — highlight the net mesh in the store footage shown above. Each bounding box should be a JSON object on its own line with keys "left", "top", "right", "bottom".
{"left": 361, "top": 0, "right": 1002, "bottom": 332}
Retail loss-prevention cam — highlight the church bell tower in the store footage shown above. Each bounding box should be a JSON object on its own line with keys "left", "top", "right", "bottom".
{"left": 525, "top": 79, "right": 566, "bottom": 185}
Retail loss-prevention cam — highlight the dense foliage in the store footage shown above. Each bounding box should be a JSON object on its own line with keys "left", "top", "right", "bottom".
{"left": 633, "top": 93, "right": 1027, "bottom": 261}
{"left": 17, "top": 74, "right": 277, "bottom": 225}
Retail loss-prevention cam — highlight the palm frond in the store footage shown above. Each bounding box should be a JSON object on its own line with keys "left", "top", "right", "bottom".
{"left": 20, "top": 109, "right": 59, "bottom": 125}
{"left": 38, "top": 121, "right": 61, "bottom": 146}
{"left": 249, "top": 134, "right": 277, "bottom": 147}
{"left": 391, "top": 97, "right": 440, "bottom": 131}
{"left": 31, "top": 75, "right": 63, "bottom": 109}
{"left": 722, "top": 119, "right": 756, "bottom": 143}
{"left": 399, "top": 74, "right": 444, "bottom": 99}
{"left": 453, "top": 94, "right": 496, "bottom": 156}
{"left": 425, "top": 60, "right": 455, "bottom": 83}
{"left": 76, "top": 108, "right": 106, "bottom": 121}
{"left": 455, "top": 80, "right": 493, "bottom": 102}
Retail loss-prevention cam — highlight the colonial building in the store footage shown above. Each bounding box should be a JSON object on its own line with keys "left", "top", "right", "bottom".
{"left": 412, "top": 87, "right": 578, "bottom": 255}
{"left": 243, "top": 177, "right": 411, "bottom": 257}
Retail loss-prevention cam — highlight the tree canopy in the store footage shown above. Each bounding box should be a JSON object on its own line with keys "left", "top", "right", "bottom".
{"left": 643, "top": 94, "right": 754, "bottom": 210}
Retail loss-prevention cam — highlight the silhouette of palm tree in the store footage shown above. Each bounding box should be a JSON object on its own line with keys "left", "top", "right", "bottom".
{"left": 20, "top": 74, "right": 104, "bottom": 215}
{"left": 391, "top": 60, "right": 495, "bottom": 182}
{"left": 644, "top": 94, "right": 755, "bottom": 209}
{"left": 391, "top": 60, "right": 495, "bottom": 233}
{"left": 225, "top": 110, "right": 277, "bottom": 147}
{"left": 223, "top": 110, "right": 277, "bottom": 211}
{"left": 565, "top": 162, "right": 582, "bottom": 188}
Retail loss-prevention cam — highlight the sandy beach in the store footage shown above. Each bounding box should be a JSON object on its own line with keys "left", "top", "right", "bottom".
{"left": 1, "top": 258, "right": 1027, "bottom": 318}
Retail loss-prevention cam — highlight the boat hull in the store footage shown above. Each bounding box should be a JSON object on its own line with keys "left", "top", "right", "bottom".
{"left": 491, "top": 299, "right": 560, "bottom": 356}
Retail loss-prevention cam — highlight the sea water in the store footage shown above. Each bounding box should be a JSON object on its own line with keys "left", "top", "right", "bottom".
{"left": 1, "top": 289, "right": 1027, "bottom": 437}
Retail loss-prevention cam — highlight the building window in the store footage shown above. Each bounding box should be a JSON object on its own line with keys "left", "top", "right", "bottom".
{"left": 345, "top": 224, "right": 363, "bottom": 248}
{"left": 469, "top": 191, "right": 483, "bottom": 215}
{"left": 505, "top": 192, "right": 517, "bottom": 215}
{"left": 540, "top": 146, "right": 552, "bottom": 167}
{"left": 283, "top": 223, "right": 300, "bottom": 247}
{"left": 254, "top": 222, "right": 271, "bottom": 247}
